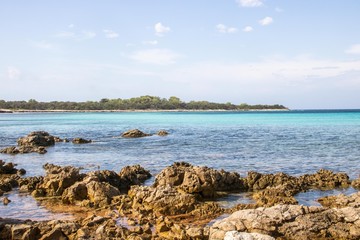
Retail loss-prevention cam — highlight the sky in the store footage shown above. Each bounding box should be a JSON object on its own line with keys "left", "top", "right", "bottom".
{"left": 1, "top": 0, "right": 360, "bottom": 109}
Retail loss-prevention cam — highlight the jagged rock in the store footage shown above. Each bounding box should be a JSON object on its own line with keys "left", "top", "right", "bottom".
{"left": 128, "top": 185, "right": 197, "bottom": 216}
{"left": 210, "top": 204, "right": 360, "bottom": 240}
{"left": 33, "top": 164, "right": 83, "bottom": 197}
{"left": 119, "top": 165, "right": 151, "bottom": 189}
{"left": 157, "top": 130, "right": 169, "bottom": 136}
{"left": 121, "top": 129, "right": 151, "bottom": 138}
{"left": 18, "top": 176, "right": 43, "bottom": 193}
{"left": 17, "top": 131, "right": 55, "bottom": 147}
{"left": 245, "top": 171, "right": 297, "bottom": 191}
{"left": 318, "top": 191, "right": 360, "bottom": 208}
{"left": 252, "top": 183, "right": 299, "bottom": 207}
{"left": 224, "top": 231, "right": 275, "bottom": 240}
{"left": 40, "top": 228, "right": 67, "bottom": 240}
{"left": 154, "top": 162, "right": 246, "bottom": 198}
{"left": 72, "top": 138, "right": 92, "bottom": 144}
{"left": 0, "top": 160, "right": 26, "bottom": 175}
{"left": 352, "top": 176, "right": 360, "bottom": 189}
{"left": 0, "top": 146, "right": 47, "bottom": 154}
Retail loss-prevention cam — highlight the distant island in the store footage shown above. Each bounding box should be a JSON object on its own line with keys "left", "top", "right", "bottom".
{"left": 0, "top": 96, "right": 287, "bottom": 112}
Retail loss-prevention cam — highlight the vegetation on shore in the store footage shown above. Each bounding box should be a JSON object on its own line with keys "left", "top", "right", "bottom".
{"left": 0, "top": 96, "right": 287, "bottom": 111}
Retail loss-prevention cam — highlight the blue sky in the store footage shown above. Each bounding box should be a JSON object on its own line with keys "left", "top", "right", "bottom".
{"left": 1, "top": 0, "right": 360, "bottom": 109}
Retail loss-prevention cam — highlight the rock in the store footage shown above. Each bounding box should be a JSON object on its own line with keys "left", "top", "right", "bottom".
{"left": 34, "top": 164, "right": 83, "bottom": 197}
{"left": 62, "top": 170, "right": 122, "bottom": 207}
{"left": 119, "top": 165, "right": 151, "bottom": 190}
{"left": 40, "top": 228, "right": 68, "bottom": 240}
{"left": 224, "top": 231, "right": 275, "bottom": 240}
{"left": 352, "top": 176, "right": 360, "bottom": 189}
{"left": 0, "top": 160, "right": 25, "bottom": 175}
{"left": 54, "top": 137, "right": 69, "bottom": 143}
{"left": 157, "top": 130, "right": 169, "bottom": 136}
{"left": 210, "top": 203, "right": 360, "bottom": 240}
{"left": 318, "top": 192, "right": 360, "bottom": 208}
{"left": 154, "top": 162, "right": 246, "bottom": 198}
{"left": 0, "top": 146, "right": 47, "bottom": 154}
{"left": 298, "top": 169, "right": 350, "bottom": 189}
{"left": 128, "top": 185, "right": 197, "bottom": 216}
{"left": 3, "top": 197, "right": 11, "bottom": 205}
{"left": 121, "top": 129, "right": 151, "bottom": 138}
{"left": 72, "top": 138, "right": 92, "bottom": 144}
{"left": 17, "top": 131, "right": 55, "bottom": 147}
{"left": 252, "top": 183, "right": 299, "bottom": 207}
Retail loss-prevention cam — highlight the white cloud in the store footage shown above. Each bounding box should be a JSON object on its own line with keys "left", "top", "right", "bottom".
{"left": 154, "top": 22, "right": 171, "bottom": 36}
{"left": 103, "top": 29, "right": 119, "bottom": 39}
{"left": 143, "top": 40, "right": 158, "bottom": 45}
{"left": 216, "top": 24, "right": 238, "bottom": 33}
{"left": 7, "top": 66, "right": 21, "bottom": 80}
{"left": 243, "top": 26, "right": 254, "bottom": 32}
{"left": 345, "top": 44, "right": 360, "bottom": 55}
{"left": 130, "top": 49, "right": 181, "bottom": 65}
{"left": 68, "top": 24, "right": 75, "bottom": 28}
{"left": 259, "top": 17, "right": 273, "bottom": 26}
{"left": 236, "top": 0, "right": 263, "bottom": 7}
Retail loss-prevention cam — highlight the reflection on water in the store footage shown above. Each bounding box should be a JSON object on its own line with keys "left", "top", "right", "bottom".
{"left": 0, "top": 190, "right": 73, "bottom": 221}
{"left": 295, "top": 187, "right": 357, "bottom": 206}
{"left": 216, "top": 192, "right": 255, "bottom": 208}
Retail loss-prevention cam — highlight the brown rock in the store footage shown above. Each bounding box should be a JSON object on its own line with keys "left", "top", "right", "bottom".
{"left": 154, "top": 162, "right": 246, "bottom": 198}
{"left": 157, "top": 130, "right": 169, "bottom": 136}
{"left": 121, "top": 129, "right": 151, "bottom": 138}
{"left": 72, "top": 138, "right": 92, "bottom": 144}
{"left": 17, "top": 131, "right": 55, "bottom": 147}
{"left": 119, "top": 165, "right": 151, "bottom": 190}
{"left": 40, "top": 228, "right": 68, "bottom": 240}
{"left": 3, "top": 197, "right": 11, "bottom": 205}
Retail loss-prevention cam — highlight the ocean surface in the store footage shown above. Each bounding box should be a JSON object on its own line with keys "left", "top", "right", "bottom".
{"left": 1, "top": 110, "right": 359, "bottom": 219}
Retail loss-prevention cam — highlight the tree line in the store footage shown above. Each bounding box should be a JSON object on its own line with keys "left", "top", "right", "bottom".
{"left": 0, "top": 96, "right": 287, "bottom": 111}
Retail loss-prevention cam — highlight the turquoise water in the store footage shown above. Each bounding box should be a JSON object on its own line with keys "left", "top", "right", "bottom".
{"left": 1, "top": 110, "right": 360, "bottom": 220}
{"left": 0, "top": 110, "right": 360, "bottom": 179}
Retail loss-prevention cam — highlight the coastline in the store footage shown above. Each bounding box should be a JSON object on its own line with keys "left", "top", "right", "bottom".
{"left": 0, "top": 108, "right": 289, "bottom": 113}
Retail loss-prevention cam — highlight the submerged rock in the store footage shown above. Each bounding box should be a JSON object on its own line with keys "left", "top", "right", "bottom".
{"left": 72, "top": 138, "right": 92, "bottom": 144}
{"left": 156, "top": 130, "right": 169, "bottom": 136}
{"left": 121, "top": 129, "right": 151, "bottom": 138}
{"left": 154, "top": 162, "right": 246, "bottom": 198}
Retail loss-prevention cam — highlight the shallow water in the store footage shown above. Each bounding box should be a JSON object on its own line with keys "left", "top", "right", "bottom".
{"left": 0, "top": 110, "right": 359, "bottom": 220}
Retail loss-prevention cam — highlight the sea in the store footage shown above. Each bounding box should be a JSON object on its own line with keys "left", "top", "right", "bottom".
{"left": 1, "top": 110, "right": 359, "bottom": 219}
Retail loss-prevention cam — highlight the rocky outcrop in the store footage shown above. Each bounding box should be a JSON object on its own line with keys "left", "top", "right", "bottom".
{"left": 0, "top": 160, "right": 26, "bottom": 175}
{"left": 17, "top": 131, "right": 55, "bottom": 147}
{"left": 224, "top": 231, "right": 275, "bottom": 240}
{"left": 32, "top": 164, "right": 83, "bottom": 197}
{"left": 1, "top": 131, "right": 57, "bottom": 154}
{"left": 119, "top": 164, "right": 151, "bottom": 190}
{"left": 318, "top": 191, "right": 360, "bottom": 208}
{"left": 154, "top": 162, "right": 246, "bottom": 198}
{"left": 210, "top": 202, "right": 360, "bottom": 240}
{"left": 127, "top": 185, "right": 198, "bottom": 216}
{"left": 0, "top": 215, "right": 134, "bottom": 240}
{"left": 72, "top": 138, "right": 92, "bottom": 144}
{"left": 244, "top": 169, "right": 351, "bottom": 207}
{"left": 121, "top": 129, "right": 151, "bottom": 138}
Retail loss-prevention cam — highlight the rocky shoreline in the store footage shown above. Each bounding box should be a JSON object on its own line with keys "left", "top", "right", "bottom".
{"left": 0, "top": 131, "right": 359, "bottom": 239}
{"left": 1, "top": 159, "right": 359, "bottom": 239}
